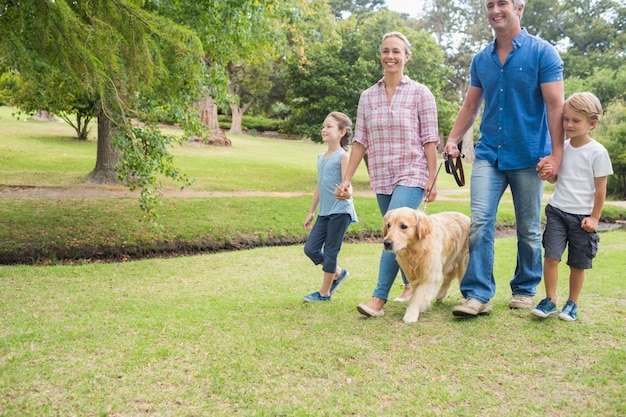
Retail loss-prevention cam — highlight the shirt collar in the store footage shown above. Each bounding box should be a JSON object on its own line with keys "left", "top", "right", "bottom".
{"left": 490, "top": 27, "right": 529, "bottom": 52}
{"left": 376, "top": 75, "right": 410, "bottom": 86}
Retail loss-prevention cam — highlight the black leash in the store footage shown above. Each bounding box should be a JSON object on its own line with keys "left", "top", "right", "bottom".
{"left": 444, "top": 151, "right": 465, "bottom": 187}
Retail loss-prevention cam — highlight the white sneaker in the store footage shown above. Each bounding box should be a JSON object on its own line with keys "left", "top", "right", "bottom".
{"left": 452, "top": 298, "right": 493, "bottom": 317}
{"left": 508, "top": 295, "right": 533, "bottom": 309}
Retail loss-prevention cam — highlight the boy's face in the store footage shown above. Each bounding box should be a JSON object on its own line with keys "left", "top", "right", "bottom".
{"left": 563, "top": 105, "right": 596, "bottom": 140}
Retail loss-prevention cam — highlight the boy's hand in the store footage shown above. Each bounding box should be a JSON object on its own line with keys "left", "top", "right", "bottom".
{"left": 581, "top": 217, "right": 599, "bottom": 232}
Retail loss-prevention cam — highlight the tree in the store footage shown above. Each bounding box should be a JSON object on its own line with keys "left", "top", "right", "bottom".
{"left": 523, "top": 0, "right": 626, "bottom": 79}
{"left": 0, "top": 0, "right": 206, "bottom": 223}
{"left": 146, "top": 0, "right": 290, "bottom": 145}
{"left": 285, "top": 9, "right": 453, "bottom": 141}
{"left": 594, "top": 100, "right": 626, "bottom": 198}
{"left": 327, "top": 0, "right": 385, "bottom": 18}
{"left": 226, "top": 60, "right": 275, "bottom": 134}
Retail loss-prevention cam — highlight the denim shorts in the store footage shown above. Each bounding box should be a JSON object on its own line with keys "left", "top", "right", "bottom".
{"left": 542, "top": 204, "right": 599, "bottom": 269}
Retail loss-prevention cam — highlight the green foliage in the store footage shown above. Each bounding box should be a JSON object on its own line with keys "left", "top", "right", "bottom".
{"left": 595, "top": 100, "right": 626, "bottom": 198}
{"left": 114, "top": 124, "right": 192, "bottom": 225}
{"left": 0, "top": 0, "right": 207, "bottom": 227}
{"left": 217, "top": 114, "right": 282, "bottom": 131}
{"left": 524, "top": 0, "right": 626, "bottom": 79}
{"left": 285, "top": 10, "right": 453, "bottom": 142}
{"left": 565, "top": 67, "right": 626, "bottom": 108}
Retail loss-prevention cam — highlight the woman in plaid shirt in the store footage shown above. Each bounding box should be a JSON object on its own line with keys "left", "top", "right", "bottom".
{"left": 337, "top": 31, "right": 440, "bottom": 318}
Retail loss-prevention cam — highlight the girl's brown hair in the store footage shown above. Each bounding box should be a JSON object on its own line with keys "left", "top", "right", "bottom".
{"left": 328, "top": 111, "right": 353, "bottom": 151}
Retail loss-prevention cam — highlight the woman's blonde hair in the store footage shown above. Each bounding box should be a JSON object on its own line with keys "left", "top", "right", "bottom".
{"left": 381, "top": 32, "right": 412, "bottom": 56}
{"left": 327, "top": 112, "right": 353, "bottom": 151}
{"left": 565, "top": 92, "right": 603, "bottom": 123}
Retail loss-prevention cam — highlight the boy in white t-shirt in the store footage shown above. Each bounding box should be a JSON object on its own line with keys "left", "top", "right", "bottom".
{"left": 532, "top": 92, "right": 613, "bottom": 321}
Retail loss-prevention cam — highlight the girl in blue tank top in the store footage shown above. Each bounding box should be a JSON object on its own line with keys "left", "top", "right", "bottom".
{"left": 303, "top": 112, "right": 358, "bottom": 302}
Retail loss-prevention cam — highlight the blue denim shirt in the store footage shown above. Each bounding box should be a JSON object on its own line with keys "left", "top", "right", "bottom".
{"left": 471, "top": 28, "right": 563, "bottom": 170}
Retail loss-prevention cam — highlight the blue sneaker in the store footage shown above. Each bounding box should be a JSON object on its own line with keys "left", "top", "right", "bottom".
{"left": 303, "top": 291, "right": 331, "bottom": 302}
{"left": 531, "top": 297, "right": 558, "bottom": 318}
{"left": 559, "top": 300, "right": 578, "bottom": 322}
{"left": 330, "top": 269, "right": 349, "bottom": 295}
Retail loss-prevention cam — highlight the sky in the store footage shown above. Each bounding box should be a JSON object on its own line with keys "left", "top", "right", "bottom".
{"left": 384, "top": 0, "right": 424, "bottom": 18}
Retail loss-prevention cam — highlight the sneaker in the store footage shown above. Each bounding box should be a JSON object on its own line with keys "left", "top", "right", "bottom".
{"left": 330, "top": 269, "right": 349, "bottom": 295}
{"left": 509, "top": 295, "right": 534, "bottom": 309}
{"left": 531, "top": 298, "right": 558, "bottom": 318}
{"left": 303, "top": 291, "right": 331, "bottom": 302}
{"left": 452, "top": 298, "right": 493, "bottom": 317}
{"left": 558, "top": 300, "right": 578, "bottom": 322}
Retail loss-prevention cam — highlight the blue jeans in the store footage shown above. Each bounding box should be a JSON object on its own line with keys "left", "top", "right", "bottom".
{"left": 372, "top": 185, "right": 424, "bottom": 301}
{"left": 460, "top": 158, "right": 544, "bottom": 303}
{"left": 304, "top": 213, "right": 352, "bottom": 274}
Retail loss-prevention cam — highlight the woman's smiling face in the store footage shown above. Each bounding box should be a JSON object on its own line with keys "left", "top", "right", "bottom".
{"left": 380, "top": 36, "right": 409, "bottom": 75}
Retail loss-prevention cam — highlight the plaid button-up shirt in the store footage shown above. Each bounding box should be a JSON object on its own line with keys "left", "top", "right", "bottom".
{"left": 354, "top": 76, "right": 439, "bottom": 194}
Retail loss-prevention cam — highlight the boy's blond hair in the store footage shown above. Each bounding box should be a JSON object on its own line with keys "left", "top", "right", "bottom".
{"left": 565, "top": 92, "right": 603, "bottom": 123}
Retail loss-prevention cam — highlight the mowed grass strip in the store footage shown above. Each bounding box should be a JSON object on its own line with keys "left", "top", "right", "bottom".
{"left": 0, "top": 232, "right": 624, "bottom": 416}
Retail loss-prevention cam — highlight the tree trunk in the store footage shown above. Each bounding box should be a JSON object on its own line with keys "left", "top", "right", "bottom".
{"left": 32, "top": 110, "right": 57, "bottom": 121}
{"left": 85, "top": 110, "right": 121, "bottom": 184}
{"left": 197, "top": 93, "right": 231, "bottom": 146}
{"left": 461, "top": 129, "right": 475, "bottom": 163}
{"left": 228, "top": 101, "right": 252, "bottom": 135}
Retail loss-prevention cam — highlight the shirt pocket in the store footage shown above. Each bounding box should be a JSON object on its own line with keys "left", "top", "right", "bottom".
{"left": 508, "top": 65, "right": 539, "bottom": 91}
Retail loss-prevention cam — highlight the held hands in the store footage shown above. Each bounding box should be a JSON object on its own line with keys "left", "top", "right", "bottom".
{"left": 536, "top": 161, "right": 556, "bottom": 183}
{"left": 536, "top": 155, "right": 560, "bottom": 182}
{"left": 334, "top": 183, "right": 351, "bottom": 200}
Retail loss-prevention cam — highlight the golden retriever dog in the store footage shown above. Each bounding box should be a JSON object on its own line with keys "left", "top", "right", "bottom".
{"left": 383, "top": 207, "right": 470, "bottom": 323}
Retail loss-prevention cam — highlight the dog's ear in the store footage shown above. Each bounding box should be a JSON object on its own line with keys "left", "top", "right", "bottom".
{"left": 415, "top": 210, "right": 432, "bottom": 240}
{"left": 382, "top": 211, "right": 391, "bottom": 236}
{"left": 383, "top": 216, "right": 388, "bottom": 236}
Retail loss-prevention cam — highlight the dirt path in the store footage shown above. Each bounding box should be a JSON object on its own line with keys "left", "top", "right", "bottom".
{"left": 3, "top": 185, "right": 626, "bottom": 211}
{"left": 0, "top": 184, "right": 473, "bottom": 201}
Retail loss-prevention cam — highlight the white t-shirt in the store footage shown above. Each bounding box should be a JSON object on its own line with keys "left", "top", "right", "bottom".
{"left": 549, "top": 139, "right": 613, "bottom": 215}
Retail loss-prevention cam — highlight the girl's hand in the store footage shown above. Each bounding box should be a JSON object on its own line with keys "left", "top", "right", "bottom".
{"left": 304, "top": 213, "right": 314, "bottom": 230}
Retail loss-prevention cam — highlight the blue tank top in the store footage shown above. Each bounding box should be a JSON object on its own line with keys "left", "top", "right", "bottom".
{"left": 317, "top": 150, "right": 357, "bottom": 222}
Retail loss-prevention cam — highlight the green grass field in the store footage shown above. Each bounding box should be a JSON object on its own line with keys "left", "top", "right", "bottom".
{"left": 1, "top": 107, "right": 625, "bottom": 416}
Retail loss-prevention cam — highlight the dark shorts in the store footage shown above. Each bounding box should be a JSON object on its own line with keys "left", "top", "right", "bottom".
{"left": 542, "top": 204, "right": 599, "bottom": 270}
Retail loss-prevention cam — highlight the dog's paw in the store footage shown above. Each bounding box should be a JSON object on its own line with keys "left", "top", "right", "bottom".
{"left": 402, "top": 313, "right": 419, "bottom": 323}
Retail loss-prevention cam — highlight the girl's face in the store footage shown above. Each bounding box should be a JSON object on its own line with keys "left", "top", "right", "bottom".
{"left": 380, "top": 36, "right": 408, "bottom": 76}
{"left": 321, "top": 117, "right": 344, "bottom": 143}
{"left": 563, "top": 105, "right": 596, "bottom": 141}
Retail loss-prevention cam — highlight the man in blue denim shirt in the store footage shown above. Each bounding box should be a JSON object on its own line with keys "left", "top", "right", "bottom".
{"left": 444, "top": 0, "right": 564, "bottom": 317}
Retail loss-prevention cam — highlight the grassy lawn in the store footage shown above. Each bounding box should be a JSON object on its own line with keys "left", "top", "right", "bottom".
{"left": 1, "top": 106, "right": 624, "bottom": 265}
{"left": 1, "top": 107, "right": 625, "bottom": 415}
{"left": 1, "top": 233, "right": 625, "bottom": 416}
